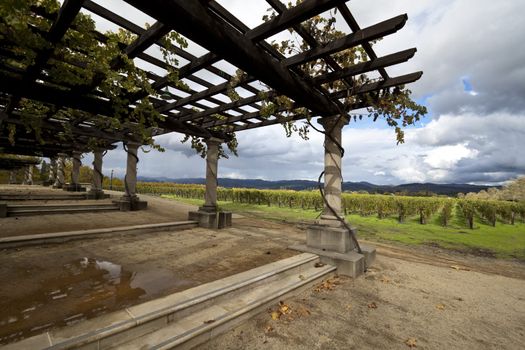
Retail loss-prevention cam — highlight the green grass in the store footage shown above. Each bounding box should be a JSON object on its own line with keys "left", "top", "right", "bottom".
{"left": 162, "top": 195, "right": 525, "bottom": 261}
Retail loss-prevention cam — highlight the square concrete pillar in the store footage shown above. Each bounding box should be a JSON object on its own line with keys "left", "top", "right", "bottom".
{"left": 64, "top": 151, "right": 86, "bottom": 192}
{"left": 87, "top": 149, "right": 107, "bottom": 199}
{"left": 306, "top": 224, "right": 356, "bottom": 253}
{"left": 115, "top": 141, "right": 147, "bottom": 210}
{"left": 290, "top": 115, "right": 376, "bottom": 278}
{"left": 53, "top": 154, "right": 66, "bottom": 189}
{"left": 189, "top": 211, "right": 217, "bottom": 229}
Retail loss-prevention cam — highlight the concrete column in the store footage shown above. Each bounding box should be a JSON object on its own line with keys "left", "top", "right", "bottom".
{"left": 54, "top": 153, "right": 66, "bottom": 188}
{"left": 117, "top": 141, "right": 147, "bottom": 210}
{"left": 23, "top": 165, "right": 33, "bottom": 185}
{"left": 49, "top": 158, "right": 57, "bottom": 183}
{"left": 71, "top": 151, "right": 82, "bottom": 185}
{"left": 88, "top": 149, "right": 105, "bottom": 199}
{"left": 8, "top": 170, "right": 16, "bottom": 184}
{"left": 201, "top": 137, "right": 223, "bottom": 212}
{"left": 318, "top": 115, "right": 349, "bottom": 227}
{"left": 123, "top": 142, "right": 139, "bottom": 201}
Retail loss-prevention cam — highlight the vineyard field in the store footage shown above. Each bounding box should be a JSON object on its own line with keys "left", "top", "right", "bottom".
{"left": 103, "top": 181, "right": 525, "bottom": 229}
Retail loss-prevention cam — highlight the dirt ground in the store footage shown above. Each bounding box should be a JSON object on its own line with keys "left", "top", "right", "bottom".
{"left": 0, "top": 186, "right": 195, "bottom": 237}
{"left": 0, "top": 204, "right": 303, "bottom": 344}
{"left": 1, "top": 186, "right": 525, "bottom": 349}
{"left": 203, "top": 251, "right": 525, "bottom": 350}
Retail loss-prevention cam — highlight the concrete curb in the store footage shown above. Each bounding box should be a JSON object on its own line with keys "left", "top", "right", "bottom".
{"left": 0, "top": 221, "right": 198, "bottom": 249}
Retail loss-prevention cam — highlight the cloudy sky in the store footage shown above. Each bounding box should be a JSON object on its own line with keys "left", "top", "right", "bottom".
{"left": 82, "top": 0, "right": 525, "bottom": 185}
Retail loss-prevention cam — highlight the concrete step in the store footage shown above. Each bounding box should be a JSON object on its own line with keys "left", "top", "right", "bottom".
{"left": 114, "top": 262, "right": 335, "bottom": 350}
{"left": 6, "top": 203, "right": 119, "bottom": 216}
{"left": 3, "top": 253, "right": 334, "bottom": 350}
{"left": 0, "top": 221, "right": 199, "bottom": 249}
{"left": 0, "top": 194, "right": 88, "bottom": 201}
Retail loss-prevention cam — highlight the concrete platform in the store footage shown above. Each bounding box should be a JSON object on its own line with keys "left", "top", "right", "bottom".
{"left": 5, "top": 203, "right": 120, "bottom": 217}
{"left": 0, "top": 221, "right": 198, "bottom": 249}
{"left": 290, "top": 244, "right": 376, "bottom": 278}
{"left": 2, "top": 253, "right": 335, "bottom": 350}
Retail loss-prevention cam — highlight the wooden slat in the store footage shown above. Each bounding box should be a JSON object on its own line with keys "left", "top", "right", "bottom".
{"left": 312, "top": 48, "right": 417, "bottom": 85}
{"left": 247, "top": 0, "right": 348, "bottom": 41}
{"left": 124, "top": 0, "right": 342, "bottom": 116}
{"left": 330, "top": 72, "right": 423, "bottom": 99}
{"left": 283, "top": 15, "right": 408, "bottom": 67}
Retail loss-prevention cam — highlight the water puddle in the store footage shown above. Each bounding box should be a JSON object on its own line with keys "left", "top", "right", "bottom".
{"left": 0, "top": 257, "right": 192, "bottom": 344}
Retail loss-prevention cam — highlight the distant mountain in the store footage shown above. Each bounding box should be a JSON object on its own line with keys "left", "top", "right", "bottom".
{"left": 137, "top": 176, "right": 493, "bottom": 196}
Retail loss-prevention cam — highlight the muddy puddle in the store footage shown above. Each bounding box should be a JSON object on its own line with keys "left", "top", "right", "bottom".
{"left": 0, "top": 257, "right": 193, "bottom": 344}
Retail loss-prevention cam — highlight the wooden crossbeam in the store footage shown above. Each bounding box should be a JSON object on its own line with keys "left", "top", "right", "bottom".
{"left": 330, "top": 72, "right": 423, "bottom": 99}
{"left": 248, "top": 0, "right": 348, "bottom": 42}
{"left": 312, "top": 48, "right": 417, "bottom": 85}
{"left": 177, "top": 91, "right": 278, "bottom": 123}
{"left": 337, "top": 4, "right": 389, "bottom": 80}
{"left": 284, "top": 15, "right": 408, "bottom": 67}
{"left": 156, "top": 76, "right": 256, "bottom": 113}
{"left": 125, "top": 22, "right": 171, "bottom": 58}
{"left": 5, "top": 0, "right": 85, "bottom": 113}
{"left": 0, "top": 72, "right": 226, "bottom": 140}
{"left": 124, "top": 0, "right": 342, "bottom": 117}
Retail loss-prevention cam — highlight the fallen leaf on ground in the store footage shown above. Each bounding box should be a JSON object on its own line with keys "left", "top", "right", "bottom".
{"left": 368, "top": 302, "right": 378, "bottom": 309}
{"left": 314, "top": 262, "right": 325, "bottom": 268}
{"left": 314, "top": 277, "right": 342, "bottom": 292}
{"left": 450, "top": 265, "right": 470, "bottom": 271}
{"left": 405, "top": 338, "right": 417, "bottom": 348}
{"left": 435, "top": 304, "right": 445, "bottom": 311}
{"left": 380, "top": 276, "right": 391, "bottom": 284}
{"left": 265, "top": 325, "right": 274, "bottom": 333}
{"left": 203, "top": 319, "right": 215, "bottom": 324}
{"left": 279, "top": 301, "right": 291, "bottom": 314}
{"left": 346, "top": 304, "right": 352, "bottom": 310}
{"left": 271, "top": 311, "right": 280, "bottom": 320}
{"left": 298, "top": 274, "right": 306, "bottom": 281}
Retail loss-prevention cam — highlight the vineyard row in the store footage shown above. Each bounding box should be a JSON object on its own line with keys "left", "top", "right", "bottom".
{"left": 103, "top": 182, "right": 525, "bottom": 228}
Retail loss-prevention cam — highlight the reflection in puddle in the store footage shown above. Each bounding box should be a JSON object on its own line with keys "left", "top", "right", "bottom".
{"left": 0, "top": 258, "right": 191, "bottom": 345}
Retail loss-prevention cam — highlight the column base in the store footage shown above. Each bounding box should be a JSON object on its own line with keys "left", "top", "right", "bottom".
{"left": 290, "top": 244, "right": 376, "bottom": 278}
{"left": 317, "top": 214, "right": 346, "bottom": 228}
{"left": 293, "top": 223, "right": 377, "bottom": 278}
{"left": 199, "top": 205, "right": 217, "bottom": 213}
{"left": 306, "top": 224, "right": 357, "bottom": 253}
{"left": 188, "top": 210, "right": 232, "bottom": 229}
{"left": 63, "top": 183, "right": 87, "bottom": 192}
{"left": 114, "top": 196, "right": 148, "bottom": 211}
{"left": 87, "top": 190, "right": 110, "bottom": 200}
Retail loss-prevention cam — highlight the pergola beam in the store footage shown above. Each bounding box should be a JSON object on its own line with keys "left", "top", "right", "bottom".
{"left": 283, "top": 14, "right": 408, "bottom": 67}
{"left": 5, "top": 0, "right": 85, "bottom": 113}
{"left": 124, "top": 0, "right": 342, "bottom": 117}
{"left": 312, "top": 48, "right": 417, "bottom": 85}
{"left": 248, "top": 0, "right": 348, "bottom": 42}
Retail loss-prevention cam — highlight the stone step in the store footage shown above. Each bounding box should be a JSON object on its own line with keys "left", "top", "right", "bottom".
{"left": 0, "top": 194, "right": 88, "bottom": 201}
{"left": 6, "top": 203, "right": 119, "bottom": 216}
{"left": 114, "top": 262, "right": 335, "bottom": 350}
{"left": 0, "top": 221, "right": 198, "bottom": 249}
{"left": 2, "top": 253, "right": 334, "bottom": 350}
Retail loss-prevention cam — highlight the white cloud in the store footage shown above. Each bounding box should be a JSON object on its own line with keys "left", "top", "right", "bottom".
{"left": 423, "top": 144, "right": 478, "bottom": 169}
{"left": 78, "top": 0, "right": 525, "bottom": 185}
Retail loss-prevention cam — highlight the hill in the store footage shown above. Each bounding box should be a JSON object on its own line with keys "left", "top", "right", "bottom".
{"left": 137, "top": 177, "right": 492, "bottom": 196}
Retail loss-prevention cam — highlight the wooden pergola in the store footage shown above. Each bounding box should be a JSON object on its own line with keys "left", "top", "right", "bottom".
{"left": 0, "top": 0, "right": 421, "bottom": 211}
{"left": 0, "top": 0, "right": 421, "bottom": 151}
